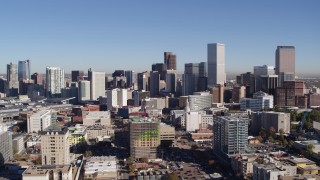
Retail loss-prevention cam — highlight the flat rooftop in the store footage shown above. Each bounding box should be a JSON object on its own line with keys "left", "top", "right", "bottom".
{"left": 23, "top": 165, "right": 71, "bottom": 176}
{"left": 288, "top": 157, "right": 315, "bottom": 165}
{"left": 85, "top": 156, "right": 117, "bottom": 175}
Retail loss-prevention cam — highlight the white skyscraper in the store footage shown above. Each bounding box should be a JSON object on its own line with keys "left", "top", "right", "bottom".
{"left": 107, "top": 88, "right": 127, "bottom": 110}
{"left": 207, "top": 43, "right": 226, "bottom": 87}
{"left": 46, "top": 67, "right": 65, "bottom": 97}
{"left": 88, "top": 69, "right": 105, "bottom": 100}
{"left": 79, "top": 80, "right": 91, "bottom": 101}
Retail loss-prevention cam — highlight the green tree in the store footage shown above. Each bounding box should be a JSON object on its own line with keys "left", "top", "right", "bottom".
{"left": 279, "top": 129, "right": 285, "bottom": 141}
{"left": 167, "top": 172, "right": 179, "bottom": 180}
{"left": 35, "top": 155, "right": 42, "bottom": 165}
{"left": 306, "top": 144, "right": 315, "bottom": 157}
{"left": 259, "top": 128, "right": 267, "bottom": 140}
{"left": 84, "top": 150, "right": 92, "bottom": 157}
{"left": 282, "top": 139, "right": 288, "bottom": 147}
{"left": 269, "top": 126, "right": 276, "bottom": 139}
{"left": 287, "top": 140, "right": 294, "bottom": 149}
{"left": 140, "top": 157, "right": 148, "bottom": 163}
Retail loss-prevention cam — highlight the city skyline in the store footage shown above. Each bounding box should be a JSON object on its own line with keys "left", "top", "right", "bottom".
{"left": 0, "top": 1, "right": 319, "bottom": 75}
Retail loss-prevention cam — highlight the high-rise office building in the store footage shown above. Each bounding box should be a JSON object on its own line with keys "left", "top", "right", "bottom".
{"left": 46, "top": 67, "right": 65, "bottom": 97}
{"left": 130, "top": 121, "right": 160, "bottom": 159}
{"left": 199, "top": 62, "right": 207, "bottom": 78}
{"left": 125, "top": 70, "right": 134, "bottom": 88}
{"left": 31, "top": 72, "right": 43, "bottom": 85}
{"left": 165, "top": 71, "right": 176, "bottom": 94}
{"left": 254, "top": 65, "right": 276, "bottom": 92}
{"left": 275, "top": 46, "right": 295, "bottom": 86}
{"left": 275, "top": 80, "right": 305, "bottom": 107}
{"left": 150, "top": 71, "right": 160, "bottom": 97}
{"left": 18, "top": 60, "right": 31, "bottom": 81}
{"left": 7, "top": 62, "right": 19, "bottom": 96}
{"left": 213, "top": 114, "right": 248, "bottom": 155}
{"left": 207, "top": 43, "right": 226, "bottom": 87}
{"left": 88, "top": 69, "right": 105, "bottom": 100}
{"left": 107, "top": 88, "right": 128, "bottom": 110}
{"left": 71, "top": 70, "right": 84, "bottom": 82}
{"left": 79, "top": 80, "right": 91, "bottom": 101}
{"left": 152, "top": 63, "right": 167, "bottom": 81}
{"left": 183, "top": 63, "right": 200, "bottom": 96}
{"left": 137, "top": 71, "right": 150, "bottom": 91}
{"left": 164, "top": 52, "right": 177, "bottom": 70}
{"left": 41, "top": 126, "right": 70, "bottom": 165}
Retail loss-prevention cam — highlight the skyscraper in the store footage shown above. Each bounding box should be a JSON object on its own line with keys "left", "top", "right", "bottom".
{"left": 7, "top": 62, "right": 19, "bottom": 96}
{"left": 0, "top": 127, "right": 13, "bottom": 167}
{"left": 18, "top": 60, "right": 31, "bottom": 81}
{"left": 79, "top": 80, "right": 91, "bottom": 101}
{"left": 125, "top": 70, "right": 134, "bottom": 88}
{"left": 182, "top": 63, "right": 199, "bottom": 96}
{"left": 46, "top": 67, "right": 65, "bottom": 97}
{"left": 164, "top": 52, "right": 177, "bottom": 70}
{"left": 88, "top": 69, "right": 105, "bottom": 100}
{"left": 150, "top": 71, "right": 160, "bottom": 97}
{"left": 137, "top": 71, "right": 150, "bottom": 91}
{"left": 275, "top": 46, "right": 295, "bottom": 86}
{"left": 207, "top": 43, "right": 226, "bottom": 87}
{"left": 213, "top": 114, "right": 248, "bottom": 155}
{"left": 31, "top": 72, "right": 43, "bottom": 85}
{"left": 130, "top": 121, "right": 160, "bottom": 159}
{"left": 71, "top": 70, "right": 84, "bottom": 82}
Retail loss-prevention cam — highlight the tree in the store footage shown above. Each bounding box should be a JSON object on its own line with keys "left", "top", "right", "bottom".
{"left": 256, "top": 136, "right": 263, "bottom": 143}
{"left": 306, "top": 144, "right": 315, "bottom": 157}
{"left": 35, "top": 155, "right": 42, "bottom": 165}
{"left": 279, "top": 128, "right": 285, "bottom": 143}
{"left": 282, "top": 139, "right": 288, "bottom": 147}
{"left": 84, "top": 150, "right": 92, "bottom": 157}
{"left": 140, "top": 157, "right": 148, "bottom": 163}
{"left": 287, "top": 140, "right": 294, "bottom": 149}
{"left": 12, "top": 126, "right": 20, "bottom": 133}
{"left": 259, "top": 128, "right": 267, "bottom": 140}
{"left": 167, "top": 172, "right": 179, "bottom": 180}
{"left": 269, "top": 126, "right": 276, "bottom": 139}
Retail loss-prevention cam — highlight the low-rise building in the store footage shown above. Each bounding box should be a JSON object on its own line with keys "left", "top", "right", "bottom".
{"left": 22, "top": 165, "right": 72, "bottom": 180}
{"left": 251, "top": 111, "right": 290, "bottom": 135}
{"left": 82, "top": 111, "right": 111, "bottom": 126}
{"left": 231, "top": 154, "right": 258, "bottom": 179}
{"left": 253, "top": 162, "right": 297, "bottom": 180}
{"left": 287, "top": 157, "right": 320, "bottom": 175}
{"left": 68, "top": 124, "right": 87, "bottom": 147}
{"left": 84, "top": 156, "right": 117, "bottom": 179}
{"left": 86, "top": 125, "right": 115, "bottom": 140}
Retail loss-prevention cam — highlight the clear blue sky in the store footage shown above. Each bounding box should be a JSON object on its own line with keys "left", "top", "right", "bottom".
{"left": 0, "top": 0, "right": 319, "bottom": 75}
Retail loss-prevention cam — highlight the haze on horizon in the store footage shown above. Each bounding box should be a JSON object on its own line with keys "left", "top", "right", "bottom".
{"left": 0, "top": 1, "right": 319, "bottom": 75}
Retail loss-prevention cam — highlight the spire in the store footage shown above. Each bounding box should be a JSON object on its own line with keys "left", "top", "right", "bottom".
{"left": 185, "top": 98, "right": 190, "bottom": 113}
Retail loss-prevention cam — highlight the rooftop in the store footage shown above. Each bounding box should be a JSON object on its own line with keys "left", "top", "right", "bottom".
{"left": 85, "top": 156, "right": 117, "bottom": 175}
{"left": 23, "top": 165, "right": 71, "bottom": 176}
{"left": 287, "top": 157, "right": 315, "bottom": 165}
{"left": 40, "top": 125, "right": 68, "bottom": 135}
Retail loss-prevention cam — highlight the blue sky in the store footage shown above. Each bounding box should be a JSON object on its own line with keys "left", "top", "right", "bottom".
{"left": 0, "top": 0, "right": 319, "bottom": 75}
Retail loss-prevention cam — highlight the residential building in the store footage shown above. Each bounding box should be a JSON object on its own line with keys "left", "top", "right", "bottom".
{"left": 213, "top": 114, "right": 248, "bottom": 155}
{"left": 0, "top": 129, "right": 13, "bottom": 167}
{"left": 251, "top": 111, "right": 290, "bottom": 135}
{"left": 207, "top": 43, "right": 226, "bottom": 87}
{"left": 13, "top": 135, "right": 25, "bottom": 154}
{"left": 107, "top": 88, "right": 128, "bottom": 110}
{"left": 27, "top": 110, "right": 52, "bottom": 133}
{"left": 130, "top": 120, "right": 160, "bottom": 159}
{"left": 68, "top": 124, "right": 87, "bottom": 147}
{"left": 40, "top": 126, "right": 70, "bottom": 165}
{"left": 253, "top": 162, "right": 296, "bottom": 180}
{"left": 46, "top": 67, "right": 65, "bottom": 97}
{"left": 231, "top": 154, "right": 258, "bottom": 179}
